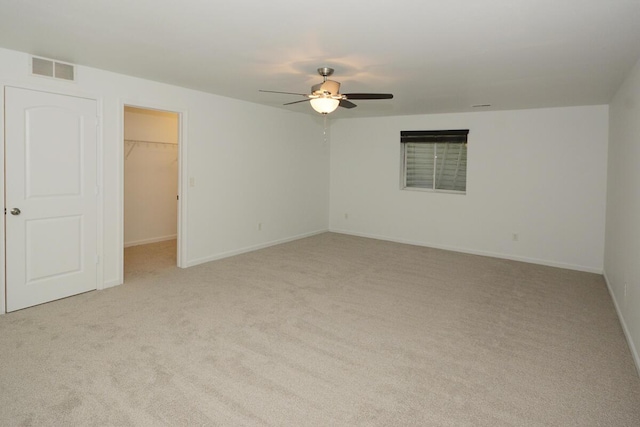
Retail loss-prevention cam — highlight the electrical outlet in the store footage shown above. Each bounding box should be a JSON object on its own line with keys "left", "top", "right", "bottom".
{"left": 512, "top": 233, "right": 519, "bottom": 242}
{"left": 189, "top": 177, "right": 195, "bottom": 187}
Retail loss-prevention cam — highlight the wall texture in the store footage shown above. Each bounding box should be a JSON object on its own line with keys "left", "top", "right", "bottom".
{"left": 124, "top": 107, "right": 179, "bottom": 247}
{"left": 605, "top": 57, "right": 640, "bottom": 371}
{"left": 329, "top": 106, "right": 609, "bottom": 273}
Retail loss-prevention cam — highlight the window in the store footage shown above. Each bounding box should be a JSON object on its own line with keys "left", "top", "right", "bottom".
{"left": 401, "top": 129, "right": 468, "bottom": 193}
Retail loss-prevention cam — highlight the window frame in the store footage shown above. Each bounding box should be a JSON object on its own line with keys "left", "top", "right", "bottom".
{"left": 400, "top": 129, "right": 469, "bottom": 194}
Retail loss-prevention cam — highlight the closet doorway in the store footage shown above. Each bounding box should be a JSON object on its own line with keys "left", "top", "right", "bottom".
{"left": 123, "top": 106, "right": 181, "bottom": 279}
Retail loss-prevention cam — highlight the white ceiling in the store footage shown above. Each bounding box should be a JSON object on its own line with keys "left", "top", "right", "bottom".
{"left": 1, "top": 0, "right": 640, "bottom": 118}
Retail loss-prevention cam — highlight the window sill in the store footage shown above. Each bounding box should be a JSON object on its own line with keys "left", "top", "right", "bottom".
{"left": 401, "top": 186, "right": 466, "bottom": 195}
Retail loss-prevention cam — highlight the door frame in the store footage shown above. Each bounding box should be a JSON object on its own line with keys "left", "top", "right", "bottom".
{"left": 118, "top": 100, "right": 188, "bottom": 283}
{"left": 1, "top": 84, "right": 104, "bottom": 314}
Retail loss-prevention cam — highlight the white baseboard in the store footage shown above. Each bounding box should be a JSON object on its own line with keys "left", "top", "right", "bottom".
{"left": 124, "top": 234, "right": 177, "bottom": 248}
{"left": 329, "top": 228, "right": 603, "bottom": 274}
{"left": 99, "top": 278, "right": 122, "bottom": 290}
{"left": 603, "top": 270, "right": 640, "bottom": 376}
{"left": 186, "top": 229, "right": 329, "bottom": 268}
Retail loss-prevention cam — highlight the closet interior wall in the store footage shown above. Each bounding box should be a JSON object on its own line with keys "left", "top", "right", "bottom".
{"left": 124, "top": 106, "right": 179, "bottom": 248}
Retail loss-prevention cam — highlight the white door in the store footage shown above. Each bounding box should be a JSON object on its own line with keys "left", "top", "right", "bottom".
{"left": 5, "top": 87, "right": 98, "bottom": 312}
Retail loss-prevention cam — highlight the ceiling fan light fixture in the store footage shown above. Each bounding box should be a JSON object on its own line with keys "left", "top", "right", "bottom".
{"left": 310, "top": 97, "right": 340, "bottom": 114}
{"left": 259, "top": 67, "right": 393, "bottom": 114}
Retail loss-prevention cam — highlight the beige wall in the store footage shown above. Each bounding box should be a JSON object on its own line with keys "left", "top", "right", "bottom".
{"left": 605, "top": 56, "right": 640, "bottom": 371}
{"left": 330, "top": 105, "right": 609, "bottom": 273}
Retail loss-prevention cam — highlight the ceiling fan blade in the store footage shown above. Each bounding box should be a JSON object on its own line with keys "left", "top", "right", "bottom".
{"left": 283, "top": 99, "right": 310, "bottom": 106}
{"left": 259, "top": 90, "right": 308, "bottom": 96}
{"left": 343, "top": 93, "right": 394, "bottom": 100}
{"left": 339, "top": 99, "right": 358, "bottom": 109}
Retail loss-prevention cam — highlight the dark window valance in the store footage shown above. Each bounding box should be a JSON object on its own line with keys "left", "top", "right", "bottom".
{"left": 400, "top": 129, "right": 469, "bottom": 144}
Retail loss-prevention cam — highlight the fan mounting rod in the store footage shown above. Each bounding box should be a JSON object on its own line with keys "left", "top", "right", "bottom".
{"left": 318, "top": 67, "right": 334, "bottom": 80}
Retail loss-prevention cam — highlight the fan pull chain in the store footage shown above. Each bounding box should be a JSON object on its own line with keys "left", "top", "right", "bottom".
{"left": 323, "top": 114, "right": 328, "bottom": 143}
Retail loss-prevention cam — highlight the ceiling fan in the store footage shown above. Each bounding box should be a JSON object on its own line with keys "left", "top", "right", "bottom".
{"left": 260, "top": 67, "right": 393, "bottom": 114}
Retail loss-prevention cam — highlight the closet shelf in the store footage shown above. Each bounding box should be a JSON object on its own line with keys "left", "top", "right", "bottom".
{"left": 124, "top": 139, "right": 177, "bottom": 146}
{"left": 125, "top": 139, "right": 177, "bottom": 160}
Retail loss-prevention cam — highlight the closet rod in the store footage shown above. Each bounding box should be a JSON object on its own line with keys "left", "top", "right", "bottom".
{"left": 124, "top": 139, "right": 178, "bottom": 160}
{"left": 124, "top": 138, "right": 177, "bottom": 146}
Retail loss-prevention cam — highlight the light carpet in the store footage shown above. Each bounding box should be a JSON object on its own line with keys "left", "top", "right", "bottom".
{"left": 1, "top": 233, "right": 639, "bottom": 426}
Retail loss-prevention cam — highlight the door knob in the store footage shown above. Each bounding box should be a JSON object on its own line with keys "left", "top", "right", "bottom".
{"left": 10, "top": 208, "right": 21, "bottom": 215}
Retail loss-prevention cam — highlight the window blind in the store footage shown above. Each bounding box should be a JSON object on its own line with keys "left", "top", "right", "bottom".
{"left": 401, "top": 130, "right": 468, "bottom": 192}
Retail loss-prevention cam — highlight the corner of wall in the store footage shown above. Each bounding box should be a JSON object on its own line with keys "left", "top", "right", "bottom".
{"left": 603, "top": 269, "right": 640, "bottom": 376}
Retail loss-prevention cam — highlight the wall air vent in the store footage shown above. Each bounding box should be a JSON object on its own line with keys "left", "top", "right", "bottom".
{"left": 30, "top": 56, "right": 76, "bottom": 82}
